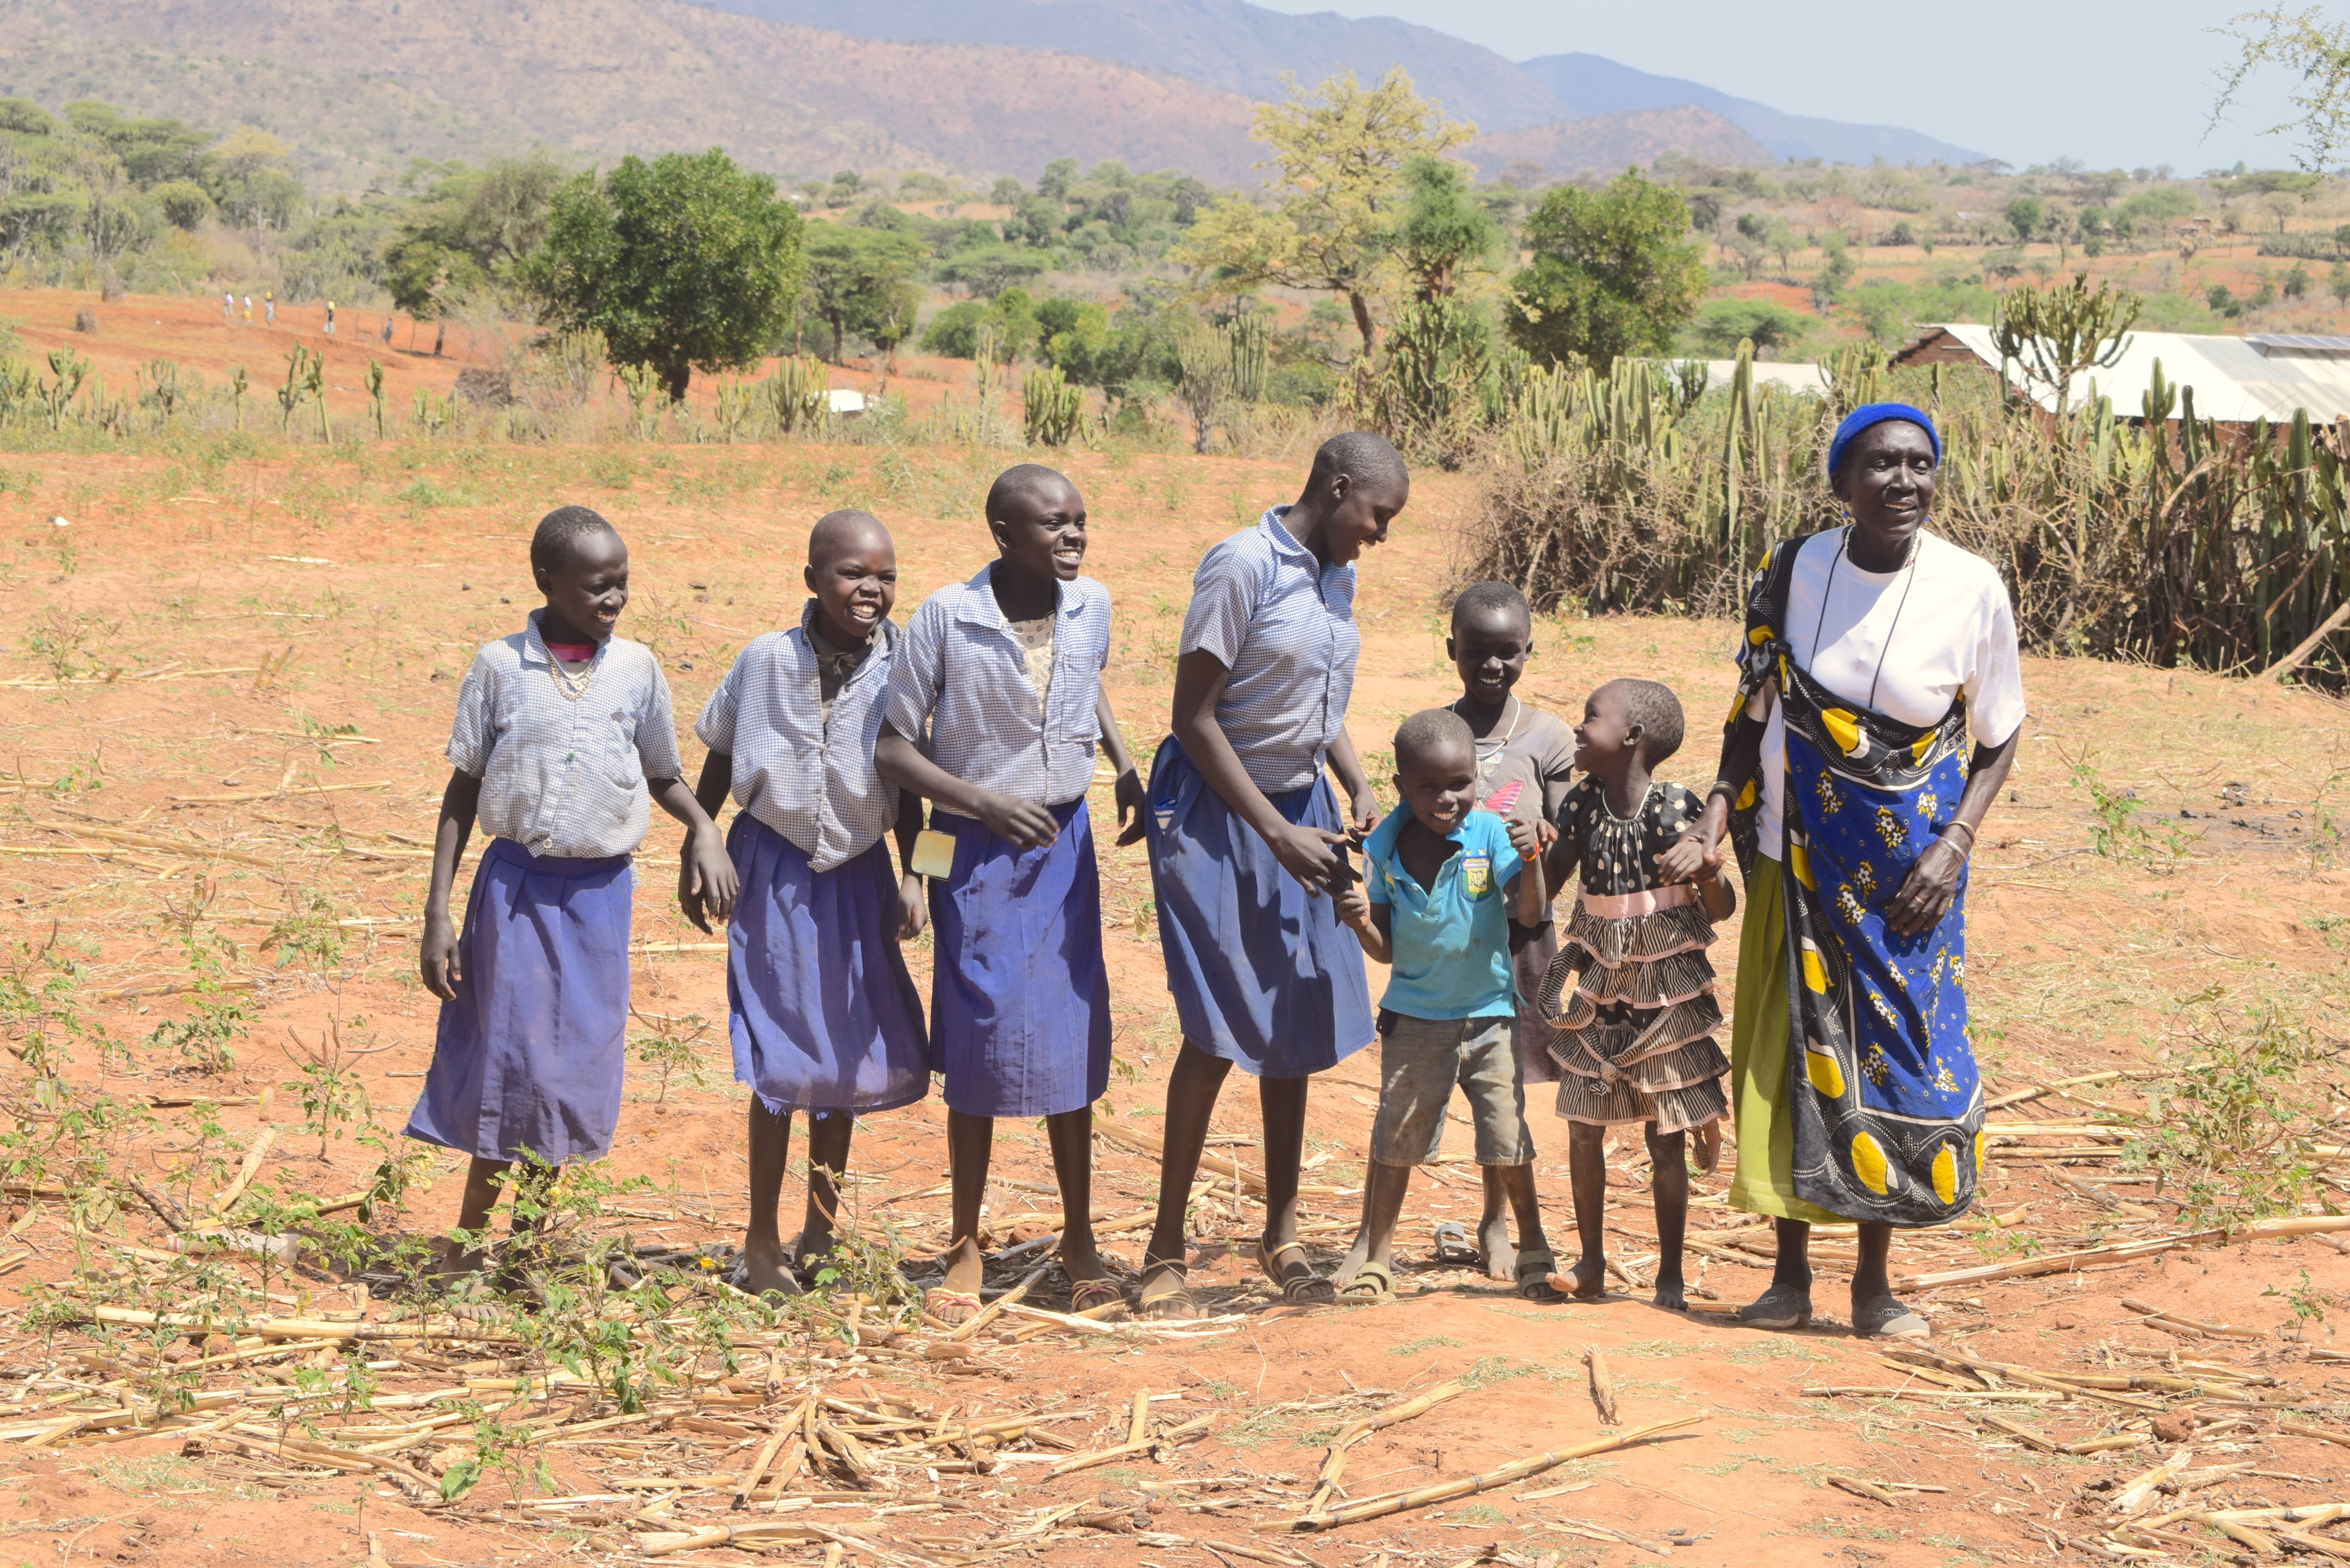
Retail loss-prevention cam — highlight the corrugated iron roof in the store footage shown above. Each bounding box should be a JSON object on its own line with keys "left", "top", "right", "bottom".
{"left": 1904, "top": 324, "right": 2350, "bottom": 423}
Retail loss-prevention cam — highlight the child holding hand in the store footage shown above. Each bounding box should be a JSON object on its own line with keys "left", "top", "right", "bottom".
{"left": 412, "top": 506, "right": 735, "bottom": 1286}
{"left": 876, "top": 464, "right": 1145, "bottom": 1322}
{"left": 688, "top": 509, "right": 930, "bottom": 1297}
{"left": 1536, "top": 679, "right": 1734, "bottom": 1308}
{"left": 1333, "top": 708, "right": 1555, "bottom": 1304}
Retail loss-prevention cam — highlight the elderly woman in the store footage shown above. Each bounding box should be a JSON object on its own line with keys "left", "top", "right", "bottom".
{"left": 1663, "top": 403, "right": 2024, "bottom": 1338}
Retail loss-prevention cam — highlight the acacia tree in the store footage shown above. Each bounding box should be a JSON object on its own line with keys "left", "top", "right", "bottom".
{"left": 2215, "top": 7, "right": 2350, "bottom": 172}
{"left": 800, "top": 226, "right": 926, "bottom": 364}
{"left": 521, "top": 148, "right": 802, "bottom": 401}
{"left": 1174, "top": 68, "right": 1471, "bottom": 358}
{"left": 1503, "top": 168, "right": 1708, "bottom": 371}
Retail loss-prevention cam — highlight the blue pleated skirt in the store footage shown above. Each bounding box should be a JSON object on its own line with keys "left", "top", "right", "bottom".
{"left": 726, "top": 815, "right": 929, "bottom": 1117}
{"left": 407, "top": 837, "right": 632, "bottom": 1165}
{"left": 927, "top": 797, "right": 1111, "bottom": 1118}
{"left": 1143, "top": 736, "right": 1375, "bottom": 1078}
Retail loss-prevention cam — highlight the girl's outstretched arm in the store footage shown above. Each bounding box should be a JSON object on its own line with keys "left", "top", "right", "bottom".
{"left": 1660, "top": 708, "right": 1767, "bottom": 885}
{"left": 420, "top": 769, "right": 482, "bottom": 1000}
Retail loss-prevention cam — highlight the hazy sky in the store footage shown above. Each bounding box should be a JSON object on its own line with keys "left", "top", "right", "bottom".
{"left": 1249, "top": 0, "right": 2309, "bottom": 172}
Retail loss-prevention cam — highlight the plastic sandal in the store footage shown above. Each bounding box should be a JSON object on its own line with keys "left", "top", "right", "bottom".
{"left": 1258, "top": 1238, "right": 1336, "bottom": 1305}
{"left": 1069, "top": 1278, "right": 1130, "bottom": 1320}
{"left": 1137, "top": 1256, "right": 1201, "bottom": 1321}
{"left": 924, "top": 1286, "right": 982, "bottom": 1326}
{"left": 1337, "top": 1258, "right": 1394, "bottom": 1305}
{"left": 1734, "top": 1285, "right": 1815, "bottom": 1331}
{"left": 1515, "top": 1247, "right": 1566, "bottom": 1303}
{"left": 1431, "top": 1221, "right": 1482, "bottom": 1269}
{"left": 1851, "top": 1295, "right": 1930, "bottom": 1339}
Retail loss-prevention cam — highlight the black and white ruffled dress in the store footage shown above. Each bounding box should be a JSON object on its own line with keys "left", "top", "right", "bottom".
{"left": 1535, "top": 778, "right": 1730, "bottom": 1135}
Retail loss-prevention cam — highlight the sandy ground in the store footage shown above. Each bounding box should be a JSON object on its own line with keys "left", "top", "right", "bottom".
{"left": 0, "top": 321, "right": 2344, "bottom": 1568}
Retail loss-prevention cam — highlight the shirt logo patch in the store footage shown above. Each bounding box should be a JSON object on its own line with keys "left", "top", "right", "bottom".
{"left": 1462, "top": 853, "right": 1491, "bottom": 898}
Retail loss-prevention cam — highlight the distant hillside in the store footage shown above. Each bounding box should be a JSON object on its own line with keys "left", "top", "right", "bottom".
{"left": 1515, "top": 54, "right": 1986, "bottom": 167}
{"left": 0, "top": 0, "right": 1264, "bottom": 187}
{"left": 694, "top": 0, "right": 1566, "bottom": 131}
{"left": 1464, "top": 108, "right": 1775, "bottom": 182}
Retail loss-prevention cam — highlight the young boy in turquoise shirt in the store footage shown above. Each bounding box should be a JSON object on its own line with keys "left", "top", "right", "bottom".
{"left": 1334, "top": 707, "right": 1557, "bottom": 1302}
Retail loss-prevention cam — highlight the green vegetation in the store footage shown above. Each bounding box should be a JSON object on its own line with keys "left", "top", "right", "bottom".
{"left": 521, "top": 149, "right": 805, "bottom": 400}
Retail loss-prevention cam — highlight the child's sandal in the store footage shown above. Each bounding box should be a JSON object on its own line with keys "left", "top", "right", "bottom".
{"left": 1258, "top": 1239, "right": 1336, "bottom": 1305}
{"left": 1137, "top": 1256, "right": 1200, "bottom": 1322}
{"left": 924, "top": 1286, "right": 982, "bottom": 1326}
{"left": 1515, "top": 1247, "right": 1567, "bottom": 1304}
{"left": 1069, "top": 1278, "right": 1130, "bottom": 1320}
{"left": 1431, "top": 1221, "right": 1481, "bottom": 1269}
{"left": 1335, "top": 1259, "right": 1395, "bottom": 1305}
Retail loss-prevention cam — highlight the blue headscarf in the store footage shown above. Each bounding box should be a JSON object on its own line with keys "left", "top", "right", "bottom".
{"left": 1827, "top": 402, "right": 1940, "bottom": 476}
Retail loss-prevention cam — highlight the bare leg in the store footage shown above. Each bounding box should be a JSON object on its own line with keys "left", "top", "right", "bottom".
{"left": 1044, "top": 1106, "right": 1102, "bottom": 1285}
{"left": 1492, "top": 1161, "right": 1549, "bottom": 1265}
{"left": 434, "top": 1156, "right": 509, "bottom": 1281}
{"left": 1139, "top": 1041, "right": 1232, "bottom": 1305}
{"left": 1334, "top": 1159, "right": 1411, "bottom": 1290}
{"left": 797, "top": 1111, "right": 855, "bottom": 1268}
{"left": 1559, "top": 1123, "right": 1607, "bottom": 1297}
{"left": 1476, "top": 1165, "right": 1517, "bottom": 1280}
{"left": 1734, "top": 1216, "right": 1815, "bottom": 1329}
{"left": 1256, "top": 1071, "right": 1327, "bottom": 1297}
{"left": 939, "top": 1109, "right": 992, "bottom": 1318}
{"left": 742, "top": 1101, "right": 801, "bottom": 1296}
{"left": 1848, "top": 1221, "right": 1925, "bottom": 1334}
{"left": 1645, "top": 1124, "right": 1688, "bottom": 1310}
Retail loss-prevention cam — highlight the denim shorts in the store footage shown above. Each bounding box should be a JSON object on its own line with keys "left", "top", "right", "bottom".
{"left": 1369, "top": 1012, "right": 1535, "bottom": 1167}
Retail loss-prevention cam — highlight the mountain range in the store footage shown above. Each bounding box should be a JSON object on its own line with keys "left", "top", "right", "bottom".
{"left": 0, "top": 0, "right": 1983, "bottom": 190}
{"left": 698, "top": 0, "right": 1985, "bottom": 166}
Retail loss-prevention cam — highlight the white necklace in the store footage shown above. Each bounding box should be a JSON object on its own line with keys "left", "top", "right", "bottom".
{"left": 549, "top": 652, "right": 596, "bottom": 701}
{"left": 1453, "top": 695, "right": 1522, "bottom": 795}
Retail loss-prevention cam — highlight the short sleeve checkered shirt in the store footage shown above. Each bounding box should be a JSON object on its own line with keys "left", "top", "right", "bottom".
{"left": 885, "top": 566, "right": 1111, "bottom": 808}
{"left": 447, "top": 612, "right": 683, "bottom": 860}
{"left": 697, "top": 604, "right": 900, "bottom": 872}
{"left": 1179, "top": 508, "right": 1360, "bottom": 794}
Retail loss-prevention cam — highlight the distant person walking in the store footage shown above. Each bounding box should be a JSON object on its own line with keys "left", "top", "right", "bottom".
{"left": 325, "top": 301, "right": 337, "bottom": 336}
{"left": 222, "top": 291, "right": 234, "bottom": 321}
{"left": 382, "top": 316, "right": 395, "bottom": 347}
{"left": 242, "top": 295, "right": 252, "bottom": 322}
{"left": 264, "top": 292, "right": 275, "bottom": 327}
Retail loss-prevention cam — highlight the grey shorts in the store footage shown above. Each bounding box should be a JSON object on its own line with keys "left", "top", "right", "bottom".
{"left": 1369, "top": 1012, "right": 1536, "bottom": 1167}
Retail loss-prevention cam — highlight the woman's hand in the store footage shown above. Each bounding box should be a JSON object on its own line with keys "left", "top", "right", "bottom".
{"left": 897, "top": 871, "right": 929, "bottom": 940}
{"left": 1885, "top": 836, "right": 1967, "bottom": 936}
{"left": 974, "top": 791, "right": 1061, "bottom": 849}
{"left": 1268, "top": 821, "right": 1355, "bottom": 896}
{"left": 419, "top": 909, "right": 462, "bottom": 1000}
{"left": 1113, "top": 767, "right": 1147, "bottom": 847}
{"left": 1346, "top": 789, "right": 1379, "bottom": 841}
{"left": 1656, "top": 828, "right": 1725, "bottom": 886}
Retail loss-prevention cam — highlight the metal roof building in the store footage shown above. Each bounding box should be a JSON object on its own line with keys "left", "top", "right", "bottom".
{"left": 1892, "top": 323, "right": 2350, "bottom": 424}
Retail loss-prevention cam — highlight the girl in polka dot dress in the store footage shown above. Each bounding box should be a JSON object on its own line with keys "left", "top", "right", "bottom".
{"left": 1534, "top": 679, "right": 1735, "bottom": 1306}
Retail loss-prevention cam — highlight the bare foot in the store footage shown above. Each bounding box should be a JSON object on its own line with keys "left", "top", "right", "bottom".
{"left": 739, "top": 1235, "right": 803, "bottom": 1297}
{"left": 1694, "top": 1120, "right": 1722, "bottom": 1173}
{"left": 1652, "top": 1273, "right": 1688, "bottom": 1311}
{"left": 1478, "top": 1213, "right": 1517, "bottom": 1282}
{"left": 429, "top": 1235, "right": 487, "bottom": 1289}
{"left": 1549, "top": 1254, "right": 1607, "bottom": 1299}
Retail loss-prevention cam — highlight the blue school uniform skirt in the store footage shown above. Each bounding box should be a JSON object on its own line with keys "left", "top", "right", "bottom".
{"left": 926, "top": 797, "right": 1111, "bottom": 1119}
{"left": 1143, "top": 736, "right": 1375, "bottom": 1078}
{"left": 725, "top": 815, "right": 929, "bottom": 1117}
{"left": 406, "top": 837, "right": 632, "bottom": 1165}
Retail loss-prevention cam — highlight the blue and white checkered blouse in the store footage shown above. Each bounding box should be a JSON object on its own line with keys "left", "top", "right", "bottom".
{"left": 1179, "top": 508, "right": 1360, "bottom": 794}
{"left": 447, "top": 612, "right": 683, "bottom": 860}
{"left": 886, "top": 565, "right": 1111, "bottom": 808}
{"left": 696, "top": 604, "right": 900, "bottom": 872}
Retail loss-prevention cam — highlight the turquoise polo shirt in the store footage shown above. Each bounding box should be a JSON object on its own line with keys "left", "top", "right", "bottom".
{"left": 1363, "top": 808, "right": 1521, "bottom": 1021}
